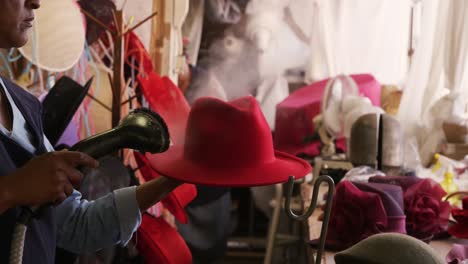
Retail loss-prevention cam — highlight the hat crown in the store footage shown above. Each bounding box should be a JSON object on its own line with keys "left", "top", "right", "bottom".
{"left": 184, "top": 96, "right": 275, "bottom": 168}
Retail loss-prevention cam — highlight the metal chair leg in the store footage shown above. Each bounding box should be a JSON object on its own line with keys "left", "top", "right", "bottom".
{"left": 284, "top": 175, "right": 334, "bottom": 264}
{"left": 264, "top": 184, "right": 283, "bottom": 264}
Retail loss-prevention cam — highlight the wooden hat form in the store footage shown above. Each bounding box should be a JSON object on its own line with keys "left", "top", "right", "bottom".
{"left": 19, "top": 0, "right": 86, "bottom": 72}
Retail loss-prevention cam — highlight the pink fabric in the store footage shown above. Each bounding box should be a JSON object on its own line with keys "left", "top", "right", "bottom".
{"left": 387, "top": 215, "right": 407, "bottom": 234}
{"left": 447, "top": 244, "right": 468, "bottom": 264}
{"left": 274, "top": 73, "right": 381, "bottom": 156}
{"left": 404, "top": 179, "right": 451, "bottom": 238}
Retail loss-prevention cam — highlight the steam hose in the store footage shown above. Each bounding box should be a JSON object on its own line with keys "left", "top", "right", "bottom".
{"left": 9, "top": 206, "right": 37, "bottom": 264}
{"left": 9, "top": 224, "right": 26, "bottom": 264}
{"left": 8, "top": 108, "right": 170, "bottom": 264}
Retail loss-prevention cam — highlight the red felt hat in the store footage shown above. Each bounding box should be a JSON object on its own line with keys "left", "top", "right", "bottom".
{"left": 137, "top": 214, "right": 192, "bottom": 264}
{"left": 145, "top": 96, "right": 311, "bottom": 187}
{"left": 274, "top": 74, "right": 381, "bottom": 156}
{"left": 138, "top": 71, "right": 190, "bottom": 144}
{"left": 134, "top": 152, "right": 197, "bottom": 224}
{"left": 136, "top": 71, "right": 197, "bottom": 222}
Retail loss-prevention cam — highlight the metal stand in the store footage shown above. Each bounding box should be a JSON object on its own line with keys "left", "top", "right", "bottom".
{"left": 284, "top": 175, "right": 335, "bottom": 264}
{"left": 264, "top": 184, "right": 284, "bottom": 264}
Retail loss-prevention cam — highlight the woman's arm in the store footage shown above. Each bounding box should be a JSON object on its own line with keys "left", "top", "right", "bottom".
{"left": 136, "top": 176, "right": 181, "bottom": 211}
{"left": 56, "top": 177, "right": 181, "bottom": 254}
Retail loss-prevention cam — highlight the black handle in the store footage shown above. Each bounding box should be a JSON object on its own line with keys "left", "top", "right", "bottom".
{"left": 21, "top": 108, "right": 170, "bottom": 224}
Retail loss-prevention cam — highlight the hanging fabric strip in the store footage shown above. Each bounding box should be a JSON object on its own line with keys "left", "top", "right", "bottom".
{"left": 0, "top": 52, "right": 14, "bottom": 79}
{"left": 7, "top": 48, "right": 22, "bottom": 62}
{"left": 283, "top": 6, "right": 310, "bottom": 45}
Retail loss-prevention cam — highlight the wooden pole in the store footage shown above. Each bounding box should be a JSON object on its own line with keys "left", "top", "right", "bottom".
{"left": 150, "top": 0, "right": 165, "bottom": 74}
{"left": 112, "top": 10, "right": 125, "bottom": 127}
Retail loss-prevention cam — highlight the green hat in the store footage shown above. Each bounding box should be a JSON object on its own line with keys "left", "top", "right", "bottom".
{"left": 335, "top": 233, "right": 444, "bottom": 264}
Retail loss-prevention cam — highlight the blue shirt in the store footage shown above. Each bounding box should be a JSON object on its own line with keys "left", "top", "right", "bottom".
{"left": 0, "top": 78, "right": 141, "bottom": 254}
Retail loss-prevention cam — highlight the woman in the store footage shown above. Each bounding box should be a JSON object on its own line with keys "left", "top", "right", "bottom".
{"left": 0, "top": 1, "right": 181, "bottom": 263}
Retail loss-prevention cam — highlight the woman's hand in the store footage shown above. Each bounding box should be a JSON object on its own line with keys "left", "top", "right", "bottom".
{"left": 0, "top": 151, "right": 98, "bottom": 213}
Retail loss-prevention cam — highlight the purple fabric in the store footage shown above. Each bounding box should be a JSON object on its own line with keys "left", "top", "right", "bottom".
{"left": 369, "top": 175, "right": 421, "bottom": 192}
{"left": 353, "top": 182, "right": 406, "bottom": 234}
{"left": 56, "top": 119, "right": 80, "bottom": 147}
{"left": 387, "top": 216, "right": 407, "bottom": 234}
{"left": 447, "top": 244, "right": 468, "bottom": 264}
{"left": 310, "top": 181, "right": 408, "bottom": 251}
{"left": 353, "top": 182, "right": 404, "bottom": 216}
{"left": 310, "top": 181, "right": 388, "bottom": 251}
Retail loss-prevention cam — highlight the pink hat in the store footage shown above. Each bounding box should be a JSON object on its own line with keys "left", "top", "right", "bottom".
{"left": 146, "top": 96, "right": 311, "bottom": 187}
{"left": 274, "top": 74, "right": 381, "bottom": 156}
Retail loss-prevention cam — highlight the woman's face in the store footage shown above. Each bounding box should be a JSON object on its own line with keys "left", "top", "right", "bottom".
{"left": 0, "top": 0, "right": 40, "bottom": 48}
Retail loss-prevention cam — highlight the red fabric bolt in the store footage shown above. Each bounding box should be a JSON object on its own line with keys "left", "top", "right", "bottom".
{"left": 404, "top": 179, "right": 451, "bottom": 238}
{"left": 448, "top": 197, "right": 468, "bottom": 239}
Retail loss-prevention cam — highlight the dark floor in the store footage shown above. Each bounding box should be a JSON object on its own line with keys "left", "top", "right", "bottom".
{"left": 221, "top": 257, "right": 263, "bottom": 264}
{"left": 219, "top": 188, "right": 307, "bottom": 264}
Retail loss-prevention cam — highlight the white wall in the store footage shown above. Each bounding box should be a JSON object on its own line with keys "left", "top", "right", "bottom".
{"left": 115, "top": 0, "right": 154, "bottom": 50}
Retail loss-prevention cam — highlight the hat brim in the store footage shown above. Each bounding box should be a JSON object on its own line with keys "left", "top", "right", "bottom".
{"left": 162, "top": 193, "right": 188, "bottom": 224}
{"left": 275, "top": 142, "right": 322, "bottom": 157}
{"left": 145, "top": 146, "right": 311, "bottom": 187}
{"left": 275, "top": 138, "right": 347, "bottom": 157}
{"left": 134, "top": 152, "right": 192, "bottom": 223}
{"left": 161, "top": 184, "right": 197, "bottom": 224}
{"left": 137, "top": 215, "right": 192, "bottom": 264}
{"left": 308, "top": 238, "right": 349, "bottom": 252}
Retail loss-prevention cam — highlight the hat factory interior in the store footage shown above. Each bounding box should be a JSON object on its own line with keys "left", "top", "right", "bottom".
{"left": 1, "top": 0, "right": 468, "bottom": 264}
